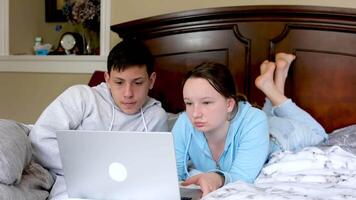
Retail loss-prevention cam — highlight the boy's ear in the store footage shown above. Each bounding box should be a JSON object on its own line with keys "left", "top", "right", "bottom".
{"left": 149, "top": 72, "right": 156, "bottom": 89}
{"left": 104, "top": 71, "right": 110, "bottom": 87}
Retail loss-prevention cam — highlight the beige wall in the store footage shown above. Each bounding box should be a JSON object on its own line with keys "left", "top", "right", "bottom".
{"left": 10, "top": 0, "right": 75, "bottom": 55}
{"left": 9, "top": 0, "right": 39, "bottom": 55}
{"left": 2, "top": 0, "right": 356, "bottom": 123}
{"left": 0, "top": 73, "right": 91, "bottom": 124}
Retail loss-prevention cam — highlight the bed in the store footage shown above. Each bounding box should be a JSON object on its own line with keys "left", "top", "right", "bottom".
{"left": 110, "top": 5, "right": 356, "bottom": 199}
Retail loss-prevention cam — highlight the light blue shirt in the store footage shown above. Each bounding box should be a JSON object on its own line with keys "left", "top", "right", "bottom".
{"left": 172, "top": 101, "right": 269, "bottom": 185}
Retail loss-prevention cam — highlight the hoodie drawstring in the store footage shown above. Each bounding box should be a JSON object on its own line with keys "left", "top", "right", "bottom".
{"left": 109, "top": 106, "right": 115, "bottom": 131}
{"left": 109, "top": 107, "right": 148, "bottom": 132}
{"left": 140, "top": 108, "right": 148, "bottom": 132}
{"left": 184, "top": 133, "right": 192, "bottom": 178}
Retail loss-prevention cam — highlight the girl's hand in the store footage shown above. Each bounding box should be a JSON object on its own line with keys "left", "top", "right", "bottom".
{"left": 182, "top": 172, "right": 224, "bottom": 197}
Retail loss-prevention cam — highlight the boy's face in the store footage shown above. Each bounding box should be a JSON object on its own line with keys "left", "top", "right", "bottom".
{"left": 105, "top": 65, "right": 156, "bottom": 115}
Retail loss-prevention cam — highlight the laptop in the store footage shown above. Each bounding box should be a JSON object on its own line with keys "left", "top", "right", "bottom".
{"left": 56, "top": 130, "right": 202, "bottom": 200}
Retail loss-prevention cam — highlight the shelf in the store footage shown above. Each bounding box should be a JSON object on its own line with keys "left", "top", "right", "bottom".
{"left": 0, "top": 55, "right": 107, "bottom": 73}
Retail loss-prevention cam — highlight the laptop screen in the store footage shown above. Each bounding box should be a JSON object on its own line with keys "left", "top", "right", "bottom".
{"left": 57, "top": 130, "right": 186, "bottom": 200}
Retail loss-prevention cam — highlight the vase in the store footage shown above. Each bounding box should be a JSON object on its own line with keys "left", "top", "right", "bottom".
{"left": 82, "top": 29, "right": 99, "bottom": 55}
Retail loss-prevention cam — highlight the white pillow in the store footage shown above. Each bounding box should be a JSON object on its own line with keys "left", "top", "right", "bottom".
{"left": 167, "top": 112, "right": 179, "bottom": 131}
{"left": 0, "top": 119, "right": 32, "bottom": 185}
{"left": 327, "top": 124, "right": 356, "bottom": 155}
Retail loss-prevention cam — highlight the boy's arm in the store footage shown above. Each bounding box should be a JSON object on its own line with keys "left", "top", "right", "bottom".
{"left": 29, "top": 85, "right": 91, "bottom": 175}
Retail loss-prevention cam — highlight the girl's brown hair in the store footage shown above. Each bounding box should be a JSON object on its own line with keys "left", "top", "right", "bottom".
{"left": 182, "top": 62, "right": 246, "bottom": 118}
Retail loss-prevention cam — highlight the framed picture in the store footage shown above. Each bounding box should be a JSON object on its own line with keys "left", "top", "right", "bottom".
{"left": 45, "top": 0, "right": 67, "bottom": 22}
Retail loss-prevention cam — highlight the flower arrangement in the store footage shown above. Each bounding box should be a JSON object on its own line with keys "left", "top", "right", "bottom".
{"left": 62, "top": 0, "right": 100, "bottom": 54}
{"left": 62, "top": 0, "right": 100, "bottom": 33}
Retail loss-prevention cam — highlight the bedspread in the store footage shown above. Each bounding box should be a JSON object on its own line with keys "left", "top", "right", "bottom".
{"left": 0, "top": 160, "right": 54, "bottom": 200}
{"left": 203, "top": 145, "right": 356, "bottom": 200}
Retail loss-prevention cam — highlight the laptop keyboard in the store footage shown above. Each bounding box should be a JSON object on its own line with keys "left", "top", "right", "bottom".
{"left": 180, "top": 186, "right": 201, "bottom": 200}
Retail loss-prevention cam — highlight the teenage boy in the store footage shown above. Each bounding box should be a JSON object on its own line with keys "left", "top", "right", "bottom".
{"left": 29, "top": 39, "right": 168, "bottom": 199}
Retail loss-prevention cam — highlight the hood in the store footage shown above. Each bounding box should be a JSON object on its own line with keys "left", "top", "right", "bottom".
{"left": 92, "top": 82, "right": 161, "bottom": 112}
{"left": 92, "top": 82, "right": 161, "bottom": 131}
{"left": 224, "top": 101, "right": 253, "bottom": 148}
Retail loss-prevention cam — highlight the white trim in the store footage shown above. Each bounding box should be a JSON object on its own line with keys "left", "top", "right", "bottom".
{"left": 100, "top": 0, "right": 111, "bottom": 56}
{"left": 0, "top": 0, "right": 9, "bottom": 55}
{"left": 0, "top": 55, "right": 107, "bottom": 73}
{"left": 0, "top": 0, "right": 110, "bottom": 73}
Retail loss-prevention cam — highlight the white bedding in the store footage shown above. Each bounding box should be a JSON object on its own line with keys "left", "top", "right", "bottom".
{"left": 203, "top": 145, "right": 356, "bottom": 200}
{"left": 0, "top": 119, "right": 54, "bottom": 200}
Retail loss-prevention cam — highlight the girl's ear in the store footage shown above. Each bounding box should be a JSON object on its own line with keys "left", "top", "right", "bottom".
{"left": 226, "top": 98, "right": 236, "bottom": 113}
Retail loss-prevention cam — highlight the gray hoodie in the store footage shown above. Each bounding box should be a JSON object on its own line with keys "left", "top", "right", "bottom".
{"left": 29, "top": 82, "right": 168, "bottom": 199}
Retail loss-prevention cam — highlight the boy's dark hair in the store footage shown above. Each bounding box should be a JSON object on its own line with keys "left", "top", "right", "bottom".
{"left": 107, "top": 39, "right": 154, "bottom": 75}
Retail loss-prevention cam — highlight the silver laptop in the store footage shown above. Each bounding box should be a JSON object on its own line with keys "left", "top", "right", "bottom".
{"left": 56, "top": 130, "right": 201, "bottom": 200}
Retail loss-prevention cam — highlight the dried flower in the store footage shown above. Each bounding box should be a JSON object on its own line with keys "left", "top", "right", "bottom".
{"left": 62, "top": 0, "right": 100, "bottom": 32}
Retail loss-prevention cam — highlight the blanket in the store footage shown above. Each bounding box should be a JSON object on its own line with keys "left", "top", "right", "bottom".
{"left": 0, "top": 161, "right": 55, "bottom": 199}
{"left": 0, "top": 119, "right": 54, "bottom": 200}
{"left": 203, "top": 145, "right": 356, "bottom": 200}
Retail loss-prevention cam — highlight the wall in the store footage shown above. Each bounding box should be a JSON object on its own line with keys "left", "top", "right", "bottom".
{"left": 9, "top": 0, "right": 39, "bottom": 55}
{"left": 2, "top": 0, "right": 356, "bottom": 123}
{"left": 0, "top": 72, "right": 90, "bottom": 123}
{"left": 10, "top": 0, "right": 75, "bottom": 55}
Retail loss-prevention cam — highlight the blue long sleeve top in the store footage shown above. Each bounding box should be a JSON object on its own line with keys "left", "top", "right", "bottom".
{"left": 172, "top": 101, "right": 269, "bottom": 185}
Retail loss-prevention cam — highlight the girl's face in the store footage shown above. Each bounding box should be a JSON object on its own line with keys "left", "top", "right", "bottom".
{"left": 183, "top": 77, "right": 235, "bottom": 134}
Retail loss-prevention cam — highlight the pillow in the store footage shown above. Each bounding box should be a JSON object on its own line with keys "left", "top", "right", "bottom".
{"left": 327, "top": 124, "right": 356, "bottom": 155}
{"left": 0, "top": 119, "right": 32, "bottom": 185}
{"left": 167, "top": 112, "right": 179, "bottom": 131}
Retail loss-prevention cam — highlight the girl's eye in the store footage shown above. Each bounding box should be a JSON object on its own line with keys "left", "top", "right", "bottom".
{"left": 203, "top": 101, "right": 211, "bottom": 105}
{"left": 184, "top": 102, "right": 192, "bottom": 106}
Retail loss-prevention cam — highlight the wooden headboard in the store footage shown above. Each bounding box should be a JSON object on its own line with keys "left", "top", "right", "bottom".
{"left": 111, "top": 5, "right": 356, "bottom": 133}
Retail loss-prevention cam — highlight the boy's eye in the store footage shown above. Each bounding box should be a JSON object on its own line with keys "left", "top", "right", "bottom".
{"left": 135, "top": 81, "right": 143, "bottom": 85}
{"left": 116, "top": 81, "right": 123, "bottom": 85}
